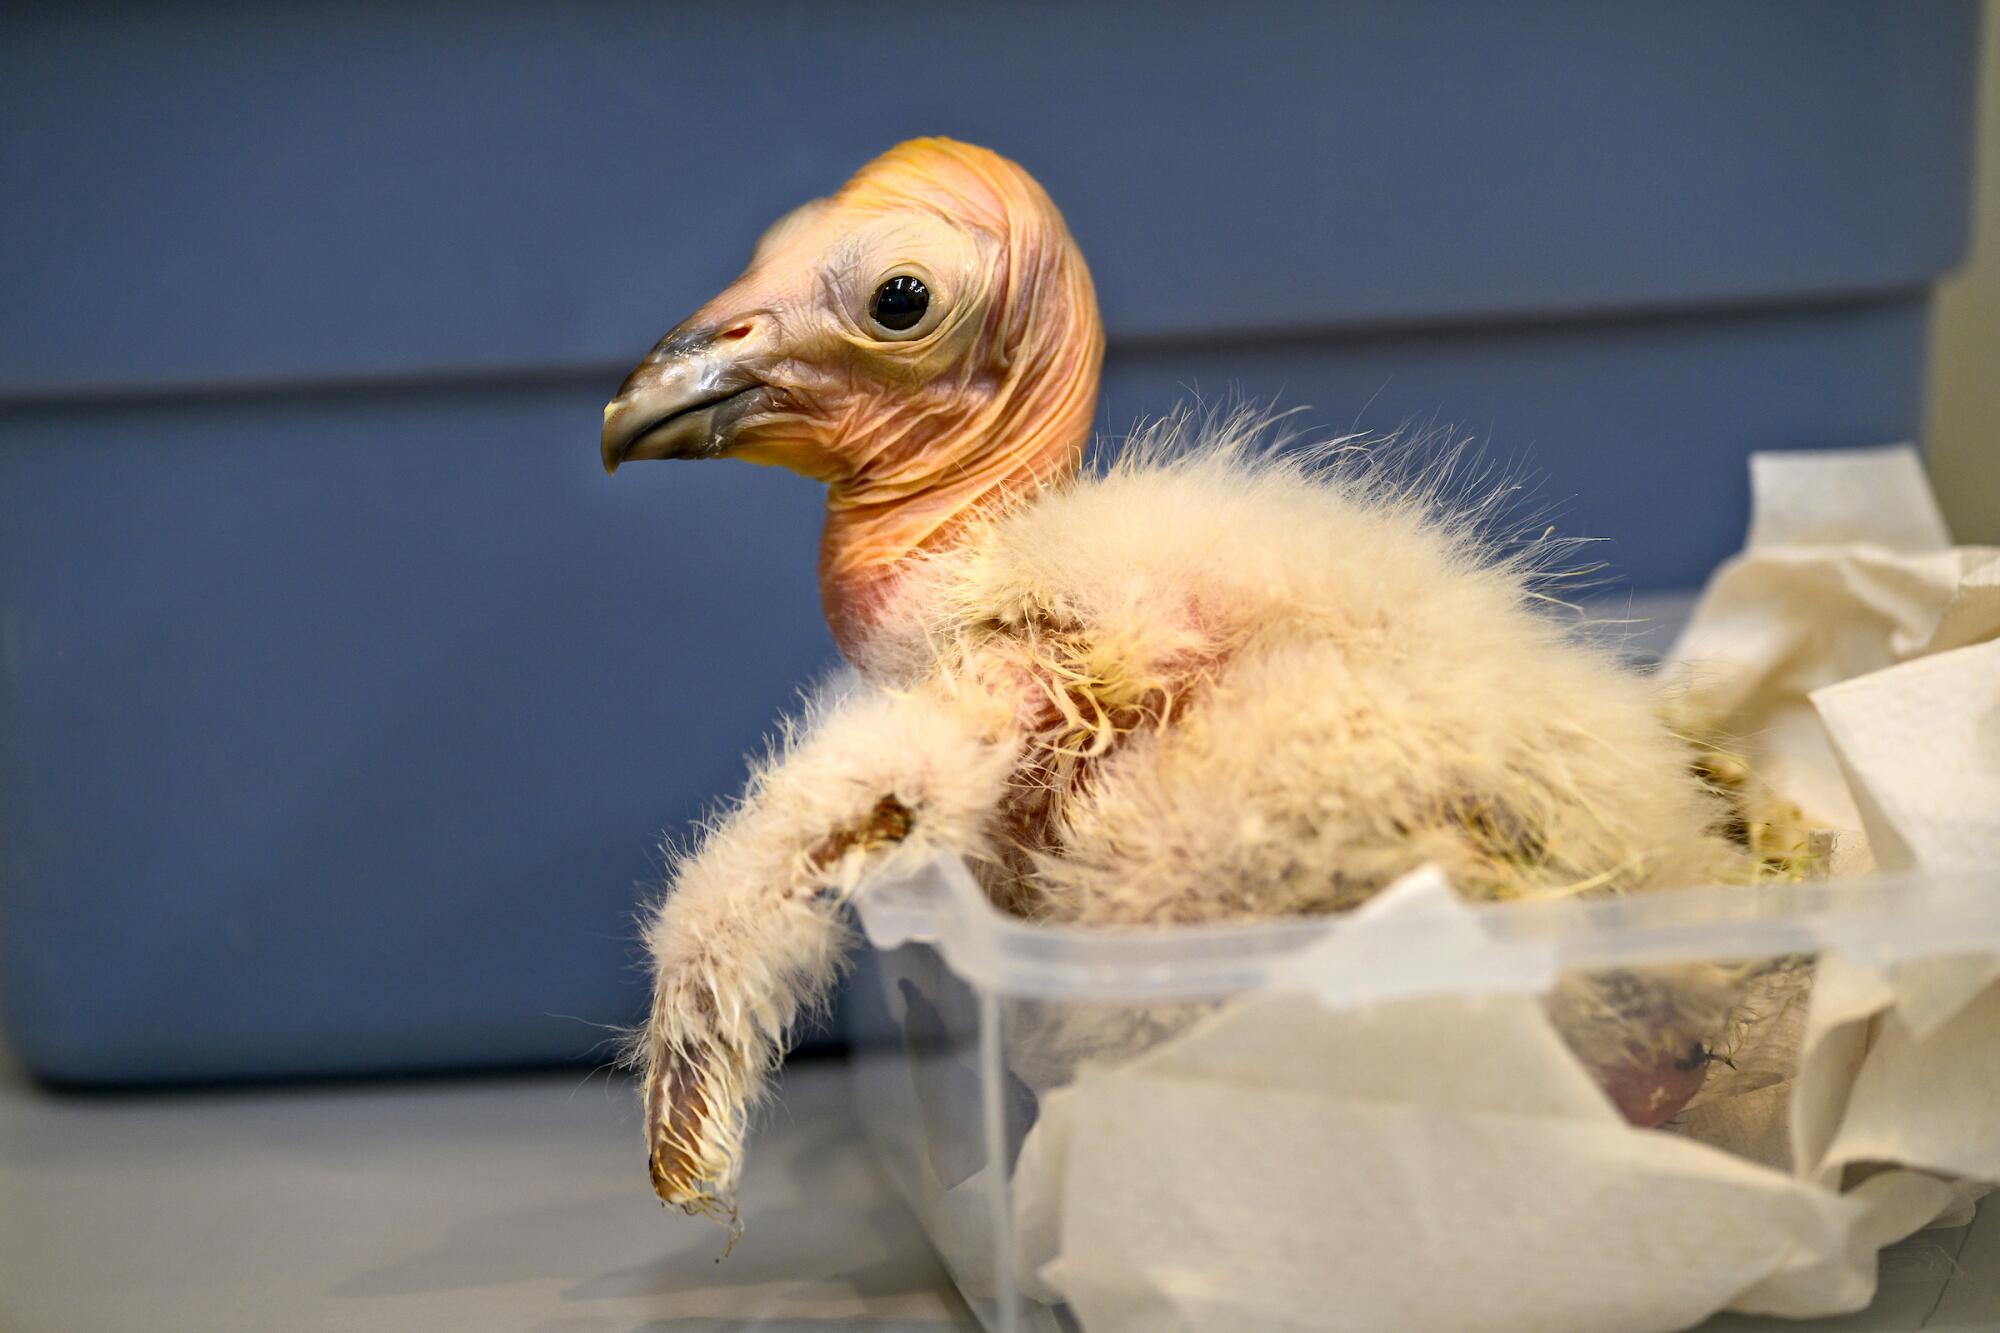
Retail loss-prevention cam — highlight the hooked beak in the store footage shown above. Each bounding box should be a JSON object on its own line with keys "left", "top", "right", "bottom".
{"left": 600, "top": 327, "right": 769, "bottom": 475}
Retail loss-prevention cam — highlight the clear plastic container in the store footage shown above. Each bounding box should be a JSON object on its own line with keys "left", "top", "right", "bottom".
{"left": 846, "top": 855, "right": 2000, "bottom": 1333}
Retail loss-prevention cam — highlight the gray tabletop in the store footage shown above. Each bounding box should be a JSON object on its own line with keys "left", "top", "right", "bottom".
{"left": 5, "top": 1040, "right": 1992, "bottom": 1332}
{"left": 0, "top": 1051, "right": 975, "bottom": 1332}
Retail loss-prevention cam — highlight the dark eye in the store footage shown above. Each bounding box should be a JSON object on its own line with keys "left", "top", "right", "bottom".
{"left": 868, "top": 274, "right": 930, "bottom": 334}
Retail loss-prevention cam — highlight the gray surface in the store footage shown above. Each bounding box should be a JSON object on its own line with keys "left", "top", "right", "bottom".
{"left": 0, "top": 1054, "right": 974, "bottom": 1333}
{"left": 2, "top": 1043, "right": 1993, "bottom": 1331}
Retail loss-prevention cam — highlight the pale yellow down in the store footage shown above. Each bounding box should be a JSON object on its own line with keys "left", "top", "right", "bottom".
{"left": 609, "top": 140, "right": 1759, "bottom": 1226}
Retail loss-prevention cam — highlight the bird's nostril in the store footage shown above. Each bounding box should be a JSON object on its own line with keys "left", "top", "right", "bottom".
{"left": 720, "top": 323, "right": 752, "bottom": 341}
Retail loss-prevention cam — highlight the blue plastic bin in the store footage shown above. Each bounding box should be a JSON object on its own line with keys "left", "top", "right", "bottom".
{"left": 0, "top": 1, "right": 1978, "bottom": 1081}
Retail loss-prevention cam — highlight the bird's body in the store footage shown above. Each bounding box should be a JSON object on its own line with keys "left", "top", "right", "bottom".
{"left": 601, "top": 139, "right": 1757, "bottom": 1225}
{"left": 869, "top": 419, "right": 1744, "bottom": 925}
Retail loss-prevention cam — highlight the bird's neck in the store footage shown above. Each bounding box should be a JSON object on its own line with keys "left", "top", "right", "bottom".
{"left": 818, "top": 380, "right": 1096, "bottom": 664}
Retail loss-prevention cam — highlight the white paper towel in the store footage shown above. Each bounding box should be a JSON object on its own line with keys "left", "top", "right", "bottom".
{"left": 1813, "top": 640, "right": 2000, "bottom": 872}
{"left": 1666, "top": 444, "right": 2000, "bottom": 833}
{"left": 997, "top": 446, "right": 2000, "bottom": 1331}
{"left": 1017, "top": 881, "right": 1995, "bottom": 1330}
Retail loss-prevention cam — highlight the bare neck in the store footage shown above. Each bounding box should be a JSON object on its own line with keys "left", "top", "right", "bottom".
{"left": 818, "top": 410, "right": 1085, "bottom": 662}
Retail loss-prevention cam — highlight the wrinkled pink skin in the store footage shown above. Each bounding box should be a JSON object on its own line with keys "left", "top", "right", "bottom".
{"left": 637, "top": 139, "right": 1102, "bottom": 660}
{"left": 1600, "top": 1051, "right": 1711, "bottom": 1128}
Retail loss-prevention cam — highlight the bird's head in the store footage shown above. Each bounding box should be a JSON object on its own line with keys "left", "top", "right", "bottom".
{"left": 602, "top": 137, "right": 1102, "bottom": 658}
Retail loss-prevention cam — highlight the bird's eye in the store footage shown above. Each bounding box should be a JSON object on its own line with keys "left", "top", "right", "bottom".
{"left": 868, "top": 274, "right": 931, "bottom": 337}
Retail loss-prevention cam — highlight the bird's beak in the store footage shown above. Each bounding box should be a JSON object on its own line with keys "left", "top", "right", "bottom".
{"left": 601, "top": 327, "right": 770, "bottom": 475}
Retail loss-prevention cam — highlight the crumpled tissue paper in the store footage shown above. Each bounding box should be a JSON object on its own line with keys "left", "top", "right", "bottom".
{"left": 997, "top": 444, "right": 1998, "bottom": 1332}
{"left": 1665, "top": 443, "right": 2000, "bottom": 843}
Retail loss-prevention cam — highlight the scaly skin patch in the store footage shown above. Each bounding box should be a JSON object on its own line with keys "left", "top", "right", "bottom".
{"left": 804, "top": 795, "right": 914, "bottom": 876}
{"left": 647, "top": 1044, "right": 722, "bottom": 1210}
{"left": 1686, "top": 733, "right": 1821, "bottom": 879}
{"left": 642, "top": 983, "right": 746, "bottom": 1231}
{"left": 643, "top": 793, "right": 920, "bottom": 1228}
